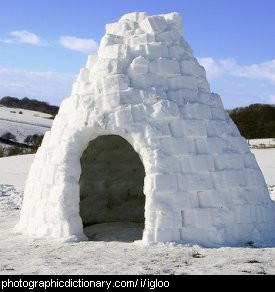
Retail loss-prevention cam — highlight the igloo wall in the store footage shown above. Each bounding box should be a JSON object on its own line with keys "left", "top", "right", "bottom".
{"left": 16, "top": 12, "right": 275, "bottom": 247}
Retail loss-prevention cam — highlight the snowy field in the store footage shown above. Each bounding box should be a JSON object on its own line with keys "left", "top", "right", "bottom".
{"left": 0, "top": 106, "right": 52, "bottom": 144}
{"left": 0, "top": 149, "right": 274, "bottom": 275}
{"left": 249, "top": 138, "right": 275, "bottom": 148}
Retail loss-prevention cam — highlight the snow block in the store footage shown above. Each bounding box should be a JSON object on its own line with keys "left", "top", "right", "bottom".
{"left": 151, "top": 155, "right": 182, "bottom": 174}
{"left": 167, "top": 75, "right": 198, "bottom": 91}
{"left": 180, "top": 59, "right": 206, "bottom": 77}
{"left": 169, "top": 119, "right": 185, "bottom": 137}
{"left": 103, "top": 91, "right": 121, "bottom": 109}
{"left": 197, "top": 190, "right": 226, "bottom": 208}
{"left": 162, "top": 12, "right": 183, "bottom": 33}
{"left": 181, "top": 103, "right": 212, "bottom": 120}
{"left": 138, "top": 43, "right": 169, "bottom": 59}
{"left": 197, "top": 77, "right": 211, "bottom": 92}
{"left": 140, "top": 15, "right": 168, "bottom": 33}
{"left": 206, "top": 120, "right": 228, "bottom": 137}
{"left": 211, "top": 107, "right": 226, "bottom": 120}
{"left": 96, "top": 58, "right": 126, "bottom": 75}
{"left": 106, "top": 21, "right": 136, "bottom": 36}
{"left": 190, "top": 155, "right": 215, "bottom": 173}
{"left": 182, "top": 120, "right": 208, "bottom": 137}
{"left": 156, "top": 213, "right": 183, "bottom": 229}
{"left": 156, "top": 30, "right": 182, "bottom": 44}
{"left": 178, "top": 173, "right": 213, "bottom": 192}
{"left": 159, "top": 138, "right": 196, "bottom": 156}
{"left": 120, "top": 88, "right": 143, "bottom": 105}
{"left": 149, "top": 58, "right": 180, "bottom": 76}
{"left": 154, "top": 228, "right": 181, "bottom": 242}
{"left": 77, "top": 68, "right": 90, "bottom": 83}
{"left": 242, "top": 153, "right": 259, "bottom": 169}
{"left": 131, "top": 73, "right": 164, "bottom": 89}
{"left": 86, "top": 55, "right": 98, "bottom": 70}
{"left": 119, "top": 12, "right": 149, "bottom": 23}
{"left": 167, "top": 88, "right": 198, "bottom": 103}
{"left": 102, "top": 74, "right": 129, "bottom": 93}
{"left": 169, "top": 45, "right": 185, "bottom": 59}
{"left": 151, "top": 100, "right": 180, "bottom": 119}
{"left": 127, "top": 56, "right": 149, "bottom": 76}
{"left": 195, "top": 137, "right": 226, "bottom": 154}
{"left": 145, "top": 121, "right": 171, "bottom": 139}
{"left": 182, "top": 208, "right": 213, "bottom": 229}
{"left": 150, "top": 174, "right": 178, "bottom": 193}
{"left": 114, "top": 107, "right": 133, "bottom": 128}
{"left": 100, "top": 34, "right": 124, "bottom": 48}
{"left": 216, "top": 153, "right": 244, "bottom": 170}
{"left": 99, "top": 44, "right": 131, "bottom": 59}
{"left": 128, "top": 33, "right": 155, "bottom": 47}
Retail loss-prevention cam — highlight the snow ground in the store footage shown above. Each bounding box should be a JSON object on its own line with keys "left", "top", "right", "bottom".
{"left": 0, "top": 149, "right": 274, "bottom": 275}
{"left": 251, "top": 149, "right": 275, "bottom": 187}
{"left": 0, "top": 106, "right": 52, "bottom": 144}
{"left": 249, "top": 138, "right": 275, "bottom": 148}
{"left": 0, "top": 154, "right": 34, "bottom": 191}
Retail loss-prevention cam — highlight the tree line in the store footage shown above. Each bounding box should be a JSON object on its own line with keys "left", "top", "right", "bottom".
{"left": 228, "top": 104, "right": 275, "bottom": 139}
{"left": 0, "top": 96, "right": 59, "bottom": 117}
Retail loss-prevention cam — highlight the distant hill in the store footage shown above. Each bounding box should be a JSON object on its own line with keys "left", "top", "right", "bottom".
{"left": 0, "top": 104, "right": 53, "bottom": 158}
{"left": 228, "top": 104, "right": 275, "bottom": 139}
{"left": 0, "top": 96, "right": 59, "bottom": 117}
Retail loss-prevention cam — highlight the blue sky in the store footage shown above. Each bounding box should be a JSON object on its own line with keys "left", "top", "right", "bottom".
{"left": 0, "top": 0, "right": 274, "bottom": 108}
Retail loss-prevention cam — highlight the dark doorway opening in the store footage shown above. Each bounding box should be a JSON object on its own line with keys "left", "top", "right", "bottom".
{"left": 79, "top": 135, "right": 145, "bottom": 242}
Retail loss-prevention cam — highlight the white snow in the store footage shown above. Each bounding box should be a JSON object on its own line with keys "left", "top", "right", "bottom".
{"left": 0, "top": 154, "right": 34, "bottom": 191}
{"left": 16, "top": 12, "right": 275, "bottom": 246}
{"left": 252, "top": 149, "right": 275, "bottom": 186}
{"left": 252, "top": 148, "right": 275, "bottom": 200}
{"left": 0, "top": 106, "right": 52, "bottom": 144}
{"left": 0, "top": 148, "right": 274, "bottom": 274}
{"left": 249, "top": 138, "right": 275, "bottom": 148}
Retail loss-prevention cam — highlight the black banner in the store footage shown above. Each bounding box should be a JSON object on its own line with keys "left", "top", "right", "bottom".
{"left": 0, "top": 276, "right": 174, "bottom": 290}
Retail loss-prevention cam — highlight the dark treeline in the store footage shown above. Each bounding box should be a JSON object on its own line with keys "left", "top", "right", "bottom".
{"left": 0, "top": 96, "right": 59, "bottom": 117}
{"left": 228, "top": 104, "right": 275, "bottom": 139}
{"left": 0, "top": 133, "right": 44, "bottom": 158}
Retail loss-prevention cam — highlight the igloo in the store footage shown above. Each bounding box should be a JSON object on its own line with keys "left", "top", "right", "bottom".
{"left": 16, "top": 12, "right": 275, "bottom": 247}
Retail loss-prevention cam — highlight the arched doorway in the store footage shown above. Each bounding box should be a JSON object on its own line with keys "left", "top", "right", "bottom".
{"left": 79, "top": 135, "right": 145, "bottom": 242}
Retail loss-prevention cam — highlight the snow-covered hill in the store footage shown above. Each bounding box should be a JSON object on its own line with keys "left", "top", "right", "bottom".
{"left": 0, "top": 146, "right": 274, "bottom": 275}
{"left": 0, "top": 106, "right": 52, "bottom": 144}
{"left": 249, "top": 138, "right": 275, "bottom": 149}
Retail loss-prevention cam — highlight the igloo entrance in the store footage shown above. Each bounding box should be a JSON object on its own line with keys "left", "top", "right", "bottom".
{"left": 79, "top": 135, "right": 146, "bottom": 242}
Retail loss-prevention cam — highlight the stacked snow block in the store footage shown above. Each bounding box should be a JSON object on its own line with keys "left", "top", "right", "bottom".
{"left": 16, "top": 12, "right": 275, "bottom": 247}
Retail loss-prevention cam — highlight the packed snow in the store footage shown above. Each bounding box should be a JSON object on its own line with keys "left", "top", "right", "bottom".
{"left": 0, "top": 106, "right": 52, "bottom": 144}
{"left": 0, "top": 154, "right": 34, "bottom": 191}
{"left": 251, "top": 149, "right": 275, "bottom": 200}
